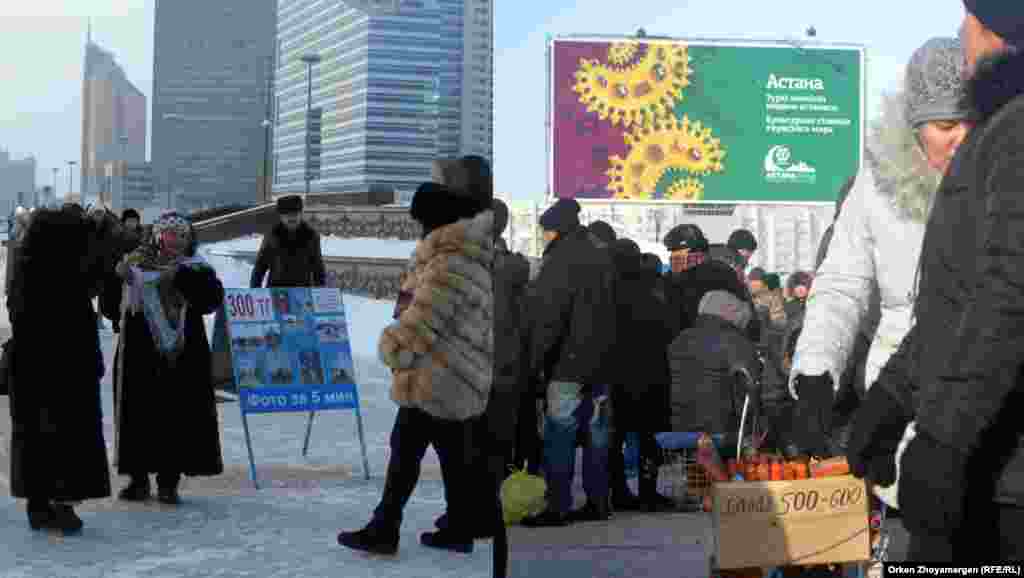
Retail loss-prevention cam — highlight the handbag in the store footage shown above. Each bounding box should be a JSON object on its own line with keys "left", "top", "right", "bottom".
{"left": 0, "top": 338, "right": 13, "bottom": 396}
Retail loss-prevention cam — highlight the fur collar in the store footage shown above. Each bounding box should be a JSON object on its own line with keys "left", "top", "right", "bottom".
{"left": 866, "top": 92, "right": 941, "bottom": 224}
{"left": 964, "top": 48, "right": 1024, "bottom": 124}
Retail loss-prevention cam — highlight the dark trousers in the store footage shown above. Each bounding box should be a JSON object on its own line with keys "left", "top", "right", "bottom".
{"left": 610, "top": 428, "right": 661, "bottom": 499}
{"left": 513, "top": 390, "right": 543, "bottom": 475}
{"left": 372, "top": 407, "right": 474, "bottom": 537}
{"left": 907, "top": 504, "right": 1024, "bottom": 561}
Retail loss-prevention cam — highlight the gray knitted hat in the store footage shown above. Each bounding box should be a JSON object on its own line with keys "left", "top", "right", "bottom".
{"left": 698, "top": 290, "right": 752, "bottom": 331}
{"left": 904, "top": 37, "right": 967, "bottom": 128}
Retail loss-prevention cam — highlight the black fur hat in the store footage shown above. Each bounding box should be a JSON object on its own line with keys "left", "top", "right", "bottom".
{"left": 409, "top": 181, "right": 489, "bottom": 238}
{"left": 964, "top": 0, "right": 1024, "bottom": 47}
{"left": 121, "top": 208, "right": 141, "bottom": 223}
{"left": 663, "top": 223, "right": 708, "bottom": 252}
{"left": 277, "top": 195, "right": 303, "bottom": 214}
{"left": 588, "top": 220, "right": 617, "bottom": 245}
{"left": 539, "top": 198, "right": 581, "bottom": 233}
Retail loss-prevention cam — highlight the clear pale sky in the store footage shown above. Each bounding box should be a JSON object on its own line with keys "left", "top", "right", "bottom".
{"left": 0, "top": 0, "right": 966, "bottom": 201}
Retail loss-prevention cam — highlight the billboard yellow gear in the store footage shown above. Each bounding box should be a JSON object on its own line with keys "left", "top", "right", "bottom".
{"left": 572, "top": 41, "right": 692, "bottom": 129}
{"left": 605, "top": 115, "right": 726, "bottom": 199}
{"left": 665, "top": 177, "right": 704, "bottom": 201}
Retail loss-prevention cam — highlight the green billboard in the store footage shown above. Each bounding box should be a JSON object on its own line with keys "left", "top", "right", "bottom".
{"left": 550, "top": 38, "right": 864, "bottom": 203}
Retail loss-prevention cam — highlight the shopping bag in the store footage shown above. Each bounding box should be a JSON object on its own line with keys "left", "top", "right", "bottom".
{"left": 500, "top": 468, "right": 547, "bottom": 525}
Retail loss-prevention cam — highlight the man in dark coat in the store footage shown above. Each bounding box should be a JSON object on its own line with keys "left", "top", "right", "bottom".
{"left": 727, "top": 228, "right": 758, "bottom": 270}
{"left": 845, "top": 4, "right": 1024, "bottom": 560}
{"left": 662, "top": 223, "right": 759, "bottom": 342}
{"left": 8, "top": 207, "right": 117, "bottom": 533}
{"left": 607, "top": 238, "right": 675, "bottom": 512}
{"left": 668, "top": 291, "right": 763, "bottom": 438}
{"left": 105, "top": 212, "right": 226, "bottom": 505}
{"left": 587, "top": 220, "right": 617, "bottom": 248}
{"left": 250, "top": 195, "right": 327, "bottom": 288}
{"left": 521, "top": 198, "right": 617, "bottom": 527}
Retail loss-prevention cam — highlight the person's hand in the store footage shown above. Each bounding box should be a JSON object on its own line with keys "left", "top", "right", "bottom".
{"left": 898, "top": 430, "right": 968, "bottom": 536}
{"left": 790, "top": 373, "right": 834, "bottom": 457}
{"left": 846, "top": 384, "right": 911, "bottom": 486}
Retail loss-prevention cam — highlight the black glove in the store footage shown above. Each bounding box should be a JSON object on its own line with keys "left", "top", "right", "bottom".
{"left": 846, "top": 384, "right": 911, "bottom": 486}
{"left": 791, "top": 373, "right": 834, "bottom": 457}
{"left": 897, "top": 430, "right": 968, "bottom": 536}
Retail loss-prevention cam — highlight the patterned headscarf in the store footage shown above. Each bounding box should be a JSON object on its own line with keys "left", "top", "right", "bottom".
{"left": 904, "top": 37, "right": 967, "bottom": 128}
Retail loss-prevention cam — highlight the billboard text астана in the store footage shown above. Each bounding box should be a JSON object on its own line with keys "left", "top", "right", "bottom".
{"left": 550, "top": 39, "right": 863, "bottom": 203}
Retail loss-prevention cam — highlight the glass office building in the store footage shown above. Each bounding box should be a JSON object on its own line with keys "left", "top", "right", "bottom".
{"left": 273, "top": 0, "right": 493, "bottom": 203}
{"left": 150, "top": 0, "right": 277, "bottom": 210}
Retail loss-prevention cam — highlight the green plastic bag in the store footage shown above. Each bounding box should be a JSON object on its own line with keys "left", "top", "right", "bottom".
{"left": 500, "top": 469, "right": 547, "bottom": 525}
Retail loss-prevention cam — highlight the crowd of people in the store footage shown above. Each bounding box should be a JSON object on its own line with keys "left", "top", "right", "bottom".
{"left": 5, "top": 1, "right": 1024, "bottom": 571}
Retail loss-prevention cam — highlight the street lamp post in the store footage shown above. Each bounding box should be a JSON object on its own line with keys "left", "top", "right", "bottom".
{"left": 301, "top": 54, "right": 322, "bottom": 197}
{"left": 67, "top": 161, "right": 77, "bottom": 202}
{"left": 51, "top": 168, "right": 58, "bottom": 202}
{"left": 261, "top": 119, "right": 272, "bottom": 203}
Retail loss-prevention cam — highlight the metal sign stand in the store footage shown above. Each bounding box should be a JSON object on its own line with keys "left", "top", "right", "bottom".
{"left": 302, "top": 409, "right": 371, "bottom": 481}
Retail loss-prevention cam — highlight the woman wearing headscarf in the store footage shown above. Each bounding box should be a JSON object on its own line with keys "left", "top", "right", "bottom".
{"left": 8, "top": 206, "right": 121, "bottom": 533}
{"left": 105, "top": 212, "right": 226, "bottom": 505}
{"left": 788, "top": 37, "right": 970, "bottom": 487}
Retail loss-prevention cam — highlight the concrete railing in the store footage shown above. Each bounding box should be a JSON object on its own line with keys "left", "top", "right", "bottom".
{"left": 210, "top": 249, "right": 407, "bottom": 301}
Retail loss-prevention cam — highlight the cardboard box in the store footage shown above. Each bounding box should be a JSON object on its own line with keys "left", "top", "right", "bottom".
{"left": 712, "top": 475, "right": 870, "bottom": 569}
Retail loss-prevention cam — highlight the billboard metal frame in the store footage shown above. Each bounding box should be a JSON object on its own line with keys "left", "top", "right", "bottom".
{"left": 546, "top": 34, "right": 867, "bottom": 207}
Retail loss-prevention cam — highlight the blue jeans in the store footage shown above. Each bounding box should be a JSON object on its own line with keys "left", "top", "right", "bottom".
{"left": 542, "top": 381, "right": 611, "bottom": 515}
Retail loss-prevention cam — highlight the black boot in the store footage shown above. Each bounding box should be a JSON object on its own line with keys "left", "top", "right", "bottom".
{"left": 612, "top": 488, "right": 643, "bottom": 511}
{"left": 51, "top": 503, "right": 84, "bottom": 534}
{"left": 157, "top": 473, "right": 181, "bottom": 505}
{"left": 420, "top": 529, "right": 473, "bottom": 553}
{"left": 338, "top": 521, "right": 400, "bottom": 555}
{"left": 567, "top": 499, "right": 612, "bottom": 523}
{"left": 434, "top": 512, "right": 449, "bottom": 530}
{"left": 520, "top": 509, "right": 570, "bottom": 528}
{"left": 118, "top": 475, "right": 151, "bottom": 502}
{"left": 26, "top": 498, "right": 55, "bottom": 531}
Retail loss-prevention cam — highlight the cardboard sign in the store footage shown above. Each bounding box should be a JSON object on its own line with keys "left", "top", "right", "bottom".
{"left": 713, "top": 475, "right": 871, "bottom": 569}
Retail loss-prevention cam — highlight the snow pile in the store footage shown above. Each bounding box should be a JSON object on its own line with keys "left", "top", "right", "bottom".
{"left": 203, "top": 234, "right": 417, "bottom": 260}
{"left": 198, "top": 245, "right": 396, "bottom": 385}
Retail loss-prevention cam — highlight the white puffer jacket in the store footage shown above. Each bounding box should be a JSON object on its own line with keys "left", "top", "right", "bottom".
{"left": 790, "top": 164, "right": 925, "bottom": 396}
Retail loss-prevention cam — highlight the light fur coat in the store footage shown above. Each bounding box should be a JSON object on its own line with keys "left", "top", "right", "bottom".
{"left": 378, "top": 210, "right": 494, "bottom": 421}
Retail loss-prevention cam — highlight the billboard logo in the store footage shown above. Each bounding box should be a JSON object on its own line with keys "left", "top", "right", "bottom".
{"left": 764, "top": 145, "right": 816, "bottom": 184}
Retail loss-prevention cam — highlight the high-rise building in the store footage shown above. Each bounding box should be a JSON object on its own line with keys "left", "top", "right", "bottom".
{"left": 80, "top": 30, "right": 147, "bottom": 206}
{"left": 0, "top": 149, "right": 37, "bottom": 213}
{"left": 272, "top": 0, "right": 493, "bottom": 203}
{"left": 102, "top": 161, "right": 156, "bottom": 212}
{"left": 151, "top": 0, "right": 277, "bottom": 211}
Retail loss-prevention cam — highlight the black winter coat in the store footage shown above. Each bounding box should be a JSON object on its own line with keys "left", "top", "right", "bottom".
{"left": 530, "top": 226, "right": 617, "bottom": 387}
{"left": 250, "top": 223, "right": 327, "bottom": 288}
{"left": 879, "top": 49, "right": 1024, "bottom": 505}
{"left": 664, "top": 259, "right": 759, "bottom": 342}
{"left": 668, "top": 314, "right": 761, "bottom": 436}
{"left": 609, "top": 249, "right": 672, "bottom": 432}
{"left": 9, "top": 212, "right": 111, "bottom": 502}
{"left": 486, "top": 244, "right": 531, "bottom": 450}
{"left": 103, "top": 264, "right": 226, "bottom": 477}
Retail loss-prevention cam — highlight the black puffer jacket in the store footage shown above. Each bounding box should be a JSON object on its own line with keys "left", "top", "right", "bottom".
{"left": 668, "top": 314, "right": 761, "bottom": 436}
{"left": 880, "top": 49, "right": 1024, "bottom": 505}
{"left": 250, "top": 222, "right": 327, "bottom": 288}
{"left": 530, "top": 225, "right": 617, "bottom": 387}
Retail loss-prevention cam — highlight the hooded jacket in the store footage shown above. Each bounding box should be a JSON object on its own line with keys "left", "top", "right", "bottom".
{"left": 790, "top": 153, "right": 922, "bottom": 399}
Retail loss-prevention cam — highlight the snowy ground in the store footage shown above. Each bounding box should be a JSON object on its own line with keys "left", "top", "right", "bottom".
{"left": 202, "top": 235, "right": 418, "bottom": 260}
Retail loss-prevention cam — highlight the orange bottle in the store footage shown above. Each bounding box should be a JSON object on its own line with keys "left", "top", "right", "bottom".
{"left": 770, "top": 457, "right": 783, "bottom": 481}
{"left": 794, "top": 461, "right": 809, "bottom": 480}
{"left": 783, "top": 461, "right": 796, "bottom": 481}
{"left": 755, "top": 457, "right": 771, "bottom": 482}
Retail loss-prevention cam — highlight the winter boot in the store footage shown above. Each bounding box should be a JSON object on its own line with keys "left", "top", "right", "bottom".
{"left": 118, "top": 476, "right": 151, "bottom": 502}
{"left": 567, "top": 500, "right": 612, "bottom": 523}
{"left": 50, "top": 503, "right": 84, "bottom": 534}
{"left": 420, "top": 530, "right": 474, "bottom": 553}
{"left": 434, "top": 512, "right": 449, "bottom": 531}
{"left": 337, "top": 521, "right": 400, "bottom": 556}
{"left": 612, "top": 488, "right": 643, "bottom": 511}
{"left": 157, "top": 473, "right": 181, "bottom": 505}
{"left": 520, "top": 509, "right": 571, "bottom": 528}
{"left": 26, "top": 498, "right": 55, "bottom": 531}
{"left": 638, "top": 466, "right": 675, "bottom": 512}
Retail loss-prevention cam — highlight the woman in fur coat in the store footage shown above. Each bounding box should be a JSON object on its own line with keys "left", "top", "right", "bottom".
{"left": 338, "top": 181, "right": 494, "bottom": 557}
{"left": 103, "top": 212, "right": 225, "bottom": 505}
{"left": 8, "top": 206, "right": 123, "bottom": 533}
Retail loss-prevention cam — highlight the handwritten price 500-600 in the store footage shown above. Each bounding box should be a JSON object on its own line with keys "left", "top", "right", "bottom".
{"left": 227, "top": 293, "right": 272, "bottom": 321}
